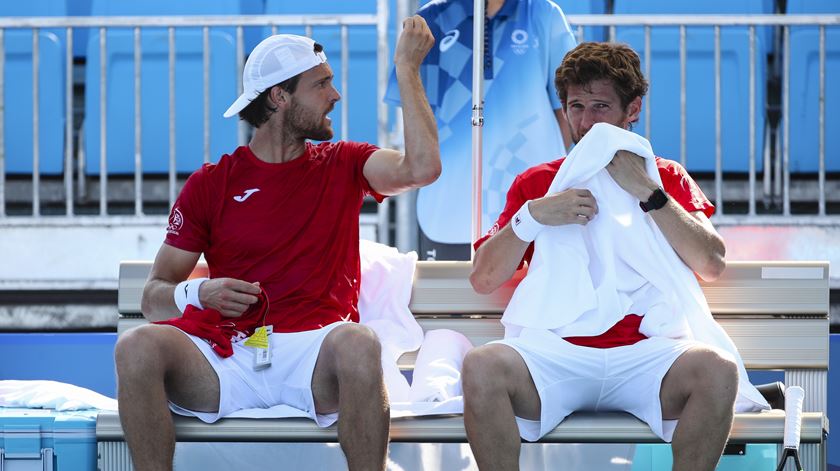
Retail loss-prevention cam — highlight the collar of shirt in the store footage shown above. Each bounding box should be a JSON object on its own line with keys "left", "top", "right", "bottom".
{"left": 463, "top": 0, "right": 517, "bottom": 20}
{"left": 460, "top": 0, "right": 519, "bottom": 79}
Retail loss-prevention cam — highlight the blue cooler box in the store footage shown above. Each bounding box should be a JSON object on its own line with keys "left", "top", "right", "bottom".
{"left": 0, "top": 408, "right": 97, "bottom": 471}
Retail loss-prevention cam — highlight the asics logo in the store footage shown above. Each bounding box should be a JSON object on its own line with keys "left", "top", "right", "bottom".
{"left": 440, "top": 29, "right": 460, "bottom": 52}
{"left": 233, "top": 188, "right": 260, "bottom": 202}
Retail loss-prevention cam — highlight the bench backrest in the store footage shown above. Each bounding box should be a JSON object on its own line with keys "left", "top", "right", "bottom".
{"left": 118, "top": 260, "right": 830, "bottom": 372}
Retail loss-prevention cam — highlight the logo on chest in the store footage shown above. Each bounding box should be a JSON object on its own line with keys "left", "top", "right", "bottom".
{"left": 510, "top": 29, "right": 532, "bottom": 55}
{"left": 233, "top": 188, "right": 260, "bottom": 202}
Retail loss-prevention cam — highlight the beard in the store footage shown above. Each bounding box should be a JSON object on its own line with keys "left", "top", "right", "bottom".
{"left": 286, "top": 98, "right": 334, "bottom": 142}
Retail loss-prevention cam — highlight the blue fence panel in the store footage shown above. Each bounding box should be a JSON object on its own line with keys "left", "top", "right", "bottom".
{"left": 66, "top": 0, "right": 92, "bottom": 57}
{"left": 554, "top": 0, "right": 608, "bottom": 42}
{"left": 0, "top": 0, "right": 68, "bottom": 17}
{"left": 83, "top": 0, "right": 245, "bottom": 174}
{"left": 614, "top": 0, "right": 771, "bottom": 173}
{"left": 3, "top": 32, "right": 66, "bottom": 175}
{"left": 787, "top": 0, "right": 840, "bottom": 173}
{"left": 614, "top": 0, "right": 774, "bottom": 45}
{"left": 84, "top": 29, "right": 238, "bottom": 174}
{"left": 614, "top": 27, "right": 767, "bottom": 173}
{"left": 1, "top": 1, "right": 68, "bottom": 175}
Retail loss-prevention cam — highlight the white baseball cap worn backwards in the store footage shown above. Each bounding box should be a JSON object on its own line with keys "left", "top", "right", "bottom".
{"left": 223, "top": 34, "right": 328, "bottom": 118}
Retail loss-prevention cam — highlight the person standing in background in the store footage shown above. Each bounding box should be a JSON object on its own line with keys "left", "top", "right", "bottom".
{"left": 385, "top": 0, "right": 577, "bottom": 260}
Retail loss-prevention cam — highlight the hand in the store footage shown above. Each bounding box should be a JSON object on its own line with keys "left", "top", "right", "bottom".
{"left": 393, "top": 15, "right": 434, "bottom": 71}
{"left": 606, "top": 150, "right": 658, "bottom": 200}
{"left": 530, "top": 188, "right": 599, "bottom": 226}
{"left": 198, "top": 278, "right": 261, "bottom": 318}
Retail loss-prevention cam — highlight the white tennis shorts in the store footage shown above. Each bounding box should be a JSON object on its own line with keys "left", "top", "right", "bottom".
{"left": 169, "top": 321, "right": 348, "bottom": 426}
{"left": 494, "top": 328, "right": 700, "bottom": 442}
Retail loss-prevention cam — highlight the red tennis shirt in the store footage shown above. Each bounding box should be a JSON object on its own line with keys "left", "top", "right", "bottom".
{"left": 165, "top": 142, "right": 383, "bottom": 333}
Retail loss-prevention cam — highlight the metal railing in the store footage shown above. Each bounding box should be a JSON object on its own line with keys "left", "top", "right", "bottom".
{"left": 0, "top": 8, "right": 393, "bottom": 242}
{"left": 0, "top": 14, "right": 838, "bottom": 239}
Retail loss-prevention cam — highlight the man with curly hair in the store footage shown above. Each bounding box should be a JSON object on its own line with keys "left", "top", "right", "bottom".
{"left": 463, "top": 41, "right": 767, "bottom": 471}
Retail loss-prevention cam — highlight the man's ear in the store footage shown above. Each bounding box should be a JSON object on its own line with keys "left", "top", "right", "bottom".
{"left": 625, "top": 96, "right": 642, "bottom": 125}
{"left": 269, "top": 85, "right": 288, "bottom": 108}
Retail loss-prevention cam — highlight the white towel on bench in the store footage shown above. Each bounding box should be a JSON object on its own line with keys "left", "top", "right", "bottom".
{"left": 409, "top": 329, "right": 474, "bottom": 403}
{"left": 359, "top": 239, "right": 424, "bottom": 365}
{"left": 502, "top": 123, "right": 769, "bottom": 412}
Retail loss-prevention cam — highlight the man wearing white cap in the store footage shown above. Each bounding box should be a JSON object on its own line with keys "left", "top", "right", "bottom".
{"left": 115, "top": 17, "right": 439, "bottom": 471}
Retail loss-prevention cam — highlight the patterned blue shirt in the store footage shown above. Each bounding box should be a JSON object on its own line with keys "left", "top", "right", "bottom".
{"left": 386, "top": 0, "right": 576, "bottom": 244}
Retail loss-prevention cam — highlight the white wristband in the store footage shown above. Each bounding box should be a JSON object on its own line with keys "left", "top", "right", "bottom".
{"left": 510, "top": 200, "right": 544, "bottom": 243}
{"left": 174, "top": 277, "right": 209, "bottom": 312}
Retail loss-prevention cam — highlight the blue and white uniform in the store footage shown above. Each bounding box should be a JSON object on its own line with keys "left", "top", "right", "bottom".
{"left": 385, "top": 0, "right": 576, "bottom": 245}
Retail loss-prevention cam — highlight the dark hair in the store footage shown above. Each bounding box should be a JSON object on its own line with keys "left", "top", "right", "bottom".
{"left": 554, "top": 42, "right": 649, "bottom": 110}
{"left": 239, "top": 42, "right": 325, "bottom": 128}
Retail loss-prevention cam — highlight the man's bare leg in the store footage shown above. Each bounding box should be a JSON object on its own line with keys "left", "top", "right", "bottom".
{"left": 660, "top": 346, "right": 739, "bottom": 471}
{"left": 114, "top": 325, "right": 221, "bottom": 471}
{"left": 311, "top": 323, "right": 389, "bottom": 471}
{"left": 462, "top": 344, "right": 541, "bottom": 471}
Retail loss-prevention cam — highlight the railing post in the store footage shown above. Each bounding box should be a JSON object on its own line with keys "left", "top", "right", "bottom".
{"left": 64, "top": 27, "right": 74, "bottom": 216}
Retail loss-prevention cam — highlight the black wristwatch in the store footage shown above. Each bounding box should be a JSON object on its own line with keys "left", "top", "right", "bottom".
{"left": 639, "top": 187, "right": 668, "bottom": 212}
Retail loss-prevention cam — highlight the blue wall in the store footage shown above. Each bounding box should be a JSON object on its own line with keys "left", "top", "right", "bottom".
{"left": 0, "top": 333, "right": 118, "bottom": 398}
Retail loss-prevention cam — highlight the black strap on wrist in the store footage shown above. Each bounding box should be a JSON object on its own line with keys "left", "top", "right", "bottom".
{"left": 639, "top": 187, "right": 668, "bottom": 213}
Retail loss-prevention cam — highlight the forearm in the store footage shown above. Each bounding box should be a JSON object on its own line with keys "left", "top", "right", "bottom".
{"left": 470, "top": 225, "right": 530, "bottom": 294}
{"left": 607, "top": 153, "right": 726, "bottom": 281}
{"left": 140, "top": 278, "right": 181, "bottom": 322}
{"left": 648, "top": 195, "right": 726, "bottom": 281}
{"left": 396, "top": 64, "right": 441, "bottom": 188}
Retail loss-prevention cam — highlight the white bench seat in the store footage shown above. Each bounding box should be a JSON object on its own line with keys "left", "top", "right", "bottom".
{"left": 95, "top": 410, "right": 827, "bottom": 444}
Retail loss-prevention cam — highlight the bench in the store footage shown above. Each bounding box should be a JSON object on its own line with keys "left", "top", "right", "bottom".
{"left": 97, "top": 260, "right": 830, "bottom": 470}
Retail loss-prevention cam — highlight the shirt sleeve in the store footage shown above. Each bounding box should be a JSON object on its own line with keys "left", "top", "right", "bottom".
{"left": 346, "top": 141, "right": 387, "bottom": 203}
{"left": 546, "top": 3, "right": 578, "bottom": 110}
{"left": 658, "top": 159, "right": 716, "bottom": 218}
{"left": 164, "top": 167, "right": 212, "bottom": 254}
{"left": 473, "top": 173, "right": 535, "bottom": 268}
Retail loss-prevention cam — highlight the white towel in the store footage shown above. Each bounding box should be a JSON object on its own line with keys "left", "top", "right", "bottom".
{"left": 502, "top": 123, "right": 769, "bottom": 412}
{"left": 358, "top": 240, "right": 423, "bottom": 403}
{"left": 358, "top": 239, "right": 424, "bottom": 363}
{"left": 0, "top": 380, "right": 118, "bottom": 411}
{"left": 409, "top": 329, "right": 474, "bottom": 402}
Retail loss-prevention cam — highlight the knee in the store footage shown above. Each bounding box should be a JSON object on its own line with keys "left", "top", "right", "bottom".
{"left": 114, "top": 325, "right": 167, "bottom": 377}
{"left": 328, "top": 324, "right": 382, "bottom": 379}
{"left": 462, "top": 345, "right": 514, "bottom": 395}
{"left": 691, "top": 349, "right": 739, "bottom": 405}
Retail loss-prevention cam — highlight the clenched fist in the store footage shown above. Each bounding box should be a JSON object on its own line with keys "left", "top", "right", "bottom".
{"left": 394, "top": 15, "right": 435, "bottom": 71}
{"left": 198, "top": 278, "right": 261, "bottom": 318}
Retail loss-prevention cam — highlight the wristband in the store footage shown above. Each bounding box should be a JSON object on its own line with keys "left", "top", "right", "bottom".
{"left": 510, "top": 200, "right": 544, "bottom": 243}
{"left": 174, "top": 277, "right": 209, "bottom": 313}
